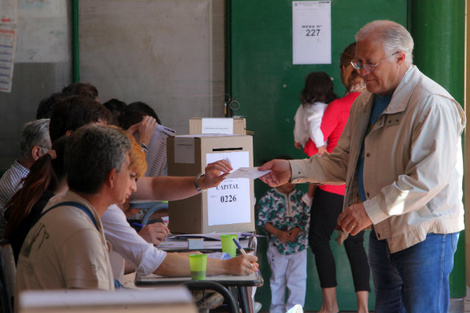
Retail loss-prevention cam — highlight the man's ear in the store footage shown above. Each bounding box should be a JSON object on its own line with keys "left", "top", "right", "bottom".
{"left": 106, "top": 168, "right": 118, "bottom": 188}
{"left": 396, "top": 51, "right": 406, "bottom": 65}
{"left": 31, "top": 145, "right": 44, "bottom": 161}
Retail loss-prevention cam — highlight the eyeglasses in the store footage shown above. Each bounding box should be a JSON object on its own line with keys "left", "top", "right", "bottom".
{"left": 350, "top": 51, "right": 399, "bottom": 72}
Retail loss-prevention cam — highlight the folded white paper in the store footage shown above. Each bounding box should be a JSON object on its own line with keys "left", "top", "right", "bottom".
{"left": 225, "top": 167, "right": 271, "bottom": 180}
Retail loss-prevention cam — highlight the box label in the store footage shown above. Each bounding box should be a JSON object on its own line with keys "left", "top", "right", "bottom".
{"left": 206, "top": 151, "right": 251, "bottom": 226}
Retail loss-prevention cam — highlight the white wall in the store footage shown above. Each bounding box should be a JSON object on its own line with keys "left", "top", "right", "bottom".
{"left": 0, "top": 0, "right": 71, "bottom": 169}
{"left": 79, "top": 0, "right": 226, "bottom": 134}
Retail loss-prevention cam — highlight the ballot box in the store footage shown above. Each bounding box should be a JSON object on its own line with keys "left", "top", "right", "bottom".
{"left": 189, "top": 117, "right": 246, "bottom": 135}
{"left": 167, "top": 134, "right": 254, "bottom": 234}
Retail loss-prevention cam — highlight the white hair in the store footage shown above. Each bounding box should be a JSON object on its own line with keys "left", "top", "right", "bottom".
{"left": 356, "top": 20, "right": 414, "bottom": 65}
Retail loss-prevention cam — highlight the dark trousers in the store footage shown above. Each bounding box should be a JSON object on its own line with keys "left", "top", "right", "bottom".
{"left": 308, "top": 188, "right": 370, "bottom": 291}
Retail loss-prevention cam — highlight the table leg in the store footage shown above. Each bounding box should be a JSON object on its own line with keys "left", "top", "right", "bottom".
{"left": 238, "top": 286, "right": 253, "bottom": 313}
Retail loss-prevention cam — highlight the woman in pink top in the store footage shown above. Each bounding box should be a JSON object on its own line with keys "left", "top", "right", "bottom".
{"left": 306, "top": 43, "right": 370, "bottom": 313}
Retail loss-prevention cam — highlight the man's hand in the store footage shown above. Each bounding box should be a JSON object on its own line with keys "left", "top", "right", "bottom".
{"left": 258, "top": 159, "right": 292, "bottom": 187}
{"left": 126, "top": 115, "right": 158, "bottom": 146}
{"left": 199, "top": 159, "right": 233, "bottom": 189}
{"left": 294, "top": 142, "right": 302, "bottom": 150}
{"left": 138, "top": 222, "right": 170, "bottom": 245}
{"left": 316, "top": 145, "right": 327, "bottom": 155}
{"left": 225, "top": 254, "right": 259, "bottom": 276}
{"left": 337, "top": 203, "right": 372, "bottom": 236}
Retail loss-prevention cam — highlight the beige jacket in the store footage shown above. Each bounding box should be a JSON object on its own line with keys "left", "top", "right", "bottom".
{"left": 290, "top": 65, "right": 466, "bottom": 253}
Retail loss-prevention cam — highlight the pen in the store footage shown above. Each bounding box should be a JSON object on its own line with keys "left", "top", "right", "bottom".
{"left": 132, "top": 222, "right": 143, "bottom": 228}
{"left": 233, "top": 237, "right": 263, "bottom": 283}
{"left": 233, "top": 238, "right": 247, "bottom": 255}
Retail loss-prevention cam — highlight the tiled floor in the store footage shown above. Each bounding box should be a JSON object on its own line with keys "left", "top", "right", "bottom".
{"left": 262, "top": 287, "right": 470, "bottom": 312}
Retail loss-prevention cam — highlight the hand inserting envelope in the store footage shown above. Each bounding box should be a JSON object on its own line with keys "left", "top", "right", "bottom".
{"left": 225, "top": 167, "right": 271, "bottom": 180}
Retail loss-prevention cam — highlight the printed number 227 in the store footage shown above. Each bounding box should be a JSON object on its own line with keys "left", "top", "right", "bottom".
{"left": 306, "top": 28, "right": 321, "bottom": 36}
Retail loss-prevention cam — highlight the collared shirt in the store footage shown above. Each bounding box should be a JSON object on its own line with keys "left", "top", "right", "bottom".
{"left": 256, "top": 188, "right": 310, "bottom": 255}
{"left": 0, "top": 161, "right": 29, "bottom": 212}
{"left": 0, "top": 161, "right": 29, "bottom": 237}
{"left": 289, "top": 65, "right": 465, "bottom": 253}
{"left": 102, "top": 205, "right": 167, "bottom": 281}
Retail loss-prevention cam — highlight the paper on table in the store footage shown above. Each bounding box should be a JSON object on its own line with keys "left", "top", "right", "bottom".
{"left": 225, "top": 167, "right": 271, "bottom": 180}
{"left": 168, "top": 232, "right": 258, "bottom": 241}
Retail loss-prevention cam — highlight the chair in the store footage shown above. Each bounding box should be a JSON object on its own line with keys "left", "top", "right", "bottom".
{"left": 129, "top": 200, "right": 169, "bottom": 226}
{"left": 141, "top": 202, "right": 168, "bottom": 226}
{"left": 0, "top": 240, "right": 16, "bottom": 313}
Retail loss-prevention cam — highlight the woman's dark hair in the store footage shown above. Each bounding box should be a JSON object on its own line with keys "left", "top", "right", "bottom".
{"left": 49, "top": 95, "right": 112, "bottom": 142}
{"left": 61, "top": 82, "right": 99, "bottom": 100}
{"left": 36, "top": 92, "right": 65, "bottom": 119}
{"left": 103, "top": 99, "right": 127, "bottom": 127}
{"left": 118, "top": 110, "right": 145, "bottom": 130}
{"left": 340, "top": 42, "right": 356, "bottom": 68}
{"left": 4, "top": 136, "right": 69, "bottom": 238}
{"left": 126, "top": 101, "right": 161, "bottom": 124}
{"left": 299, "top": 72, "right": 338, "bottom": 105}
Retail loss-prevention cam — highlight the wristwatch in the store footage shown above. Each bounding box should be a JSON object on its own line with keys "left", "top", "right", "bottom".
{"left": 194, "top": 173, "right": 206, "bottom": 192}
{"left": 139, "top": 142, "right": 149, "bottom": 154}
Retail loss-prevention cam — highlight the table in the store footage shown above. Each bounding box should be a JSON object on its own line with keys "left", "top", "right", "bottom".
{"left": 157, "top": 233, "right": 257, "bottom": 253}
{"left": 135, "top": 271, "right": 263, "bottom": 313}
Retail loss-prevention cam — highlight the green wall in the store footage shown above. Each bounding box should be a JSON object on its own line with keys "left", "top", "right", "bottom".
{"left": 409, "top": 0, "right": 466, "bottom": 299}
{"left": 227, "top": 0, "right": 407, "bottom": 311}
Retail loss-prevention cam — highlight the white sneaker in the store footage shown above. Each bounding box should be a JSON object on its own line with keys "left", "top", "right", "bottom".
{"left": 253, "top": 302, "right": 262, "bottom": 313}
{"left": 286, "top": 304, "right": 303, "bottom": 313}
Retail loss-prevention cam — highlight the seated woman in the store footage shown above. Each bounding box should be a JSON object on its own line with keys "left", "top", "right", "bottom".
{"left": 5, "top": 136, "right": 68, "bottom": 262}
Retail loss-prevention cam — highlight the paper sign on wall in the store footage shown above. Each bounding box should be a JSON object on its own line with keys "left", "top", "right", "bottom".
{"left": 206, "top": 151, "right": 251, "bottom": 226}
{"left": 0, "top": 27, "right": 16, "bottom": 93}
{"left": 292, "top": 1, "right": 331, "bottom": 64}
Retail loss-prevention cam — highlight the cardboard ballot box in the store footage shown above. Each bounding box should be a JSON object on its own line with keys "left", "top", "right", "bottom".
{"left": 167, "top": 134, "right": 254, "bottom": 234}
{"left": 189, "top": 117, "right": 246, "bottom": 135}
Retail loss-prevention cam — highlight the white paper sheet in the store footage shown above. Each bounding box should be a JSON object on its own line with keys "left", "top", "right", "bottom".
{"left": 292, "top": 1, "right": 331, "bottom": 64}
{"left": 225, "top": 167, "right": 271, "bottom": 180}
{"left": 201, "top": 118, "right": 234, "bottom": 134}
{"left": 0, "top": 26, "right": 16, "bottom": 93}
{"left": 206, "top": 151, "right": 251, "bottom": 226}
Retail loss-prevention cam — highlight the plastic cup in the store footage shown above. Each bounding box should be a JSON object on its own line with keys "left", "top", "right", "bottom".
{"left": 220, "top": 234, "right": 238, "bottom": 257}
{"left": 189, "top": 254, "right": 208, "bottom": 280}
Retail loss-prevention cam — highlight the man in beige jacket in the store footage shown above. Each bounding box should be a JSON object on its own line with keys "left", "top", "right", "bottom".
{"left": 260, "top": 20, "right": 465, "bottom": 313}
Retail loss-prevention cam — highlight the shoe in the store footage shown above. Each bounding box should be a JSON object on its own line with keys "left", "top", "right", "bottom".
{"left": 286, "top": 304, "right": 303, "bottom": 313}
{"left": 253, "top": 302, "right": 262, "bottom": 313}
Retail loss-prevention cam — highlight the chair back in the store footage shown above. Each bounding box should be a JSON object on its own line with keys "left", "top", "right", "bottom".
{"left": 0, "top": 240, "right": 16, "bottom": 313}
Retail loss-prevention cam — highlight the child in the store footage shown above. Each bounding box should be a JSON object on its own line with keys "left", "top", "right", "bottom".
{"left": 293, "top": 72, "right": 337, "bottom": 202}
{"left": 256, "top": 158, "right": 310, "bottom": 313}
{"left": 293, "top": 71, "right": 337, "bottom": 155}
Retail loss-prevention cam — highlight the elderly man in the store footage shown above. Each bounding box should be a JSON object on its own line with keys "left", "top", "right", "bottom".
{"left": 260, "top": 20, "right": 465, "bottom": 313}
{"left": 0, "top": 119, "right": 51, "bottom": 236}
